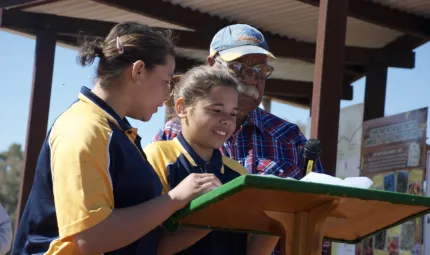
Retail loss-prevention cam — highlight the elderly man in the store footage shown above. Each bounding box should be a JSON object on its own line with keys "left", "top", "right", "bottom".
{"left": 154, "top": 24, "right": 329, "bottom": 254}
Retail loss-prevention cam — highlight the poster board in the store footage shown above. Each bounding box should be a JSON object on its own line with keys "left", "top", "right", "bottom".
{"left": 423, "top": 151, "right": 430, "bottom": 255}
{"left": 356, "top": 107, "right": 428, "bottom": 255}
{"left": 332, "top": 103, "right": 364, "bottom": 255}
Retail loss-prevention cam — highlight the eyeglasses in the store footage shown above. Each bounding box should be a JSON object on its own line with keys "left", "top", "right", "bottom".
{"left": 215, "top": 57, "right": 274, "bottom": 80}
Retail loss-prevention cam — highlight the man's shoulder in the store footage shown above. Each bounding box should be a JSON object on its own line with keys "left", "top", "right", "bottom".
{"left": 153, "top": 118, "right": 181, "bottom": 142}
{"left": 253, "top": 108, "right": 305, "bottom": 143}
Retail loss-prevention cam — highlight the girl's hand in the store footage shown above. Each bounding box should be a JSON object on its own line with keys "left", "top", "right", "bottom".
{"left": 168, "top": 173, "right": 222, "bottom": 209}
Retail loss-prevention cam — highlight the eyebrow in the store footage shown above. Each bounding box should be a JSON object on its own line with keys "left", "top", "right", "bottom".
{"left": 208, "top": 103, "right": 224, "bottom": 107}
{"left": 208, "top": 103, "right": 239, "bottom": 111}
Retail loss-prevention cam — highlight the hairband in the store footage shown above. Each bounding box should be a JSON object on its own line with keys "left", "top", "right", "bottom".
{"left": 116, "top": 36, "right": 124, "bottom": 54}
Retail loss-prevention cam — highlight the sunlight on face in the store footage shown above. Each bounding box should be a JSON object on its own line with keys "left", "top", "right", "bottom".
{"left": 213, "top": 54, "right": 268, "bottom": 115}
{"left": 134, "top": 55, "right": 175, "bottom": 122}
{"left": 186, "top": 85, "right": 239, "bottom": 149}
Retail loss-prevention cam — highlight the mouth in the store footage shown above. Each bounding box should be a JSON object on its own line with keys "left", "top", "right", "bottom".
{"left": 213, "top": 130, "right": 227, "bottom": 136}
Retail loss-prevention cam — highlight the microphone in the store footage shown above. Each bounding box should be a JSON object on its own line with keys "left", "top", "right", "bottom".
{"left": 303, "top": 139, "right": 322, "bottom": 176}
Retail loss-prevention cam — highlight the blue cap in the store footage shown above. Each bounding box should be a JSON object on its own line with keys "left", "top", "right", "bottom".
{"left": 209, "top": 24, "right": 276, "bottom": 62}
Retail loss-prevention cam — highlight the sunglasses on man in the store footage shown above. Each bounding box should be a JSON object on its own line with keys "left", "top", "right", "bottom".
{"left": 215, "top": 57, "right": 274, "bottom": 80}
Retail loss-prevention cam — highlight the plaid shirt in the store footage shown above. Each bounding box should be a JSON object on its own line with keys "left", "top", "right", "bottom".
{"left": 153, "top": 107, "right": 330, "bottom": 253}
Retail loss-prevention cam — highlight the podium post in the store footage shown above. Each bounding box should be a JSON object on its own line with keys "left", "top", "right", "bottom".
{"left": 265, "top": 200, "right": 339, "bottom": 255}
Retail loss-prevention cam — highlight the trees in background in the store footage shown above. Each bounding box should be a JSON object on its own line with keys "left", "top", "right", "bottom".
{"left": 0, "top": 143, "right": 23, "bottom": 231}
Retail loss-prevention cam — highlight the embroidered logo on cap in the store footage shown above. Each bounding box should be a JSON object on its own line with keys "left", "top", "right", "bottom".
{"left": 235, "top": 28, "right": 264, "bottom": 44}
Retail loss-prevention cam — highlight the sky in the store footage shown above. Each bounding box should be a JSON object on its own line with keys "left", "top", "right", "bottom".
{"left": 0, "top": 30, "right": 429, "bottom": 153}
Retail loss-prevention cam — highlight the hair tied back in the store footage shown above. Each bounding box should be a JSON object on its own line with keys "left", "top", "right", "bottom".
{"left": 116, "top": 36, "right": 124, "bottom": 54}
{"left": 94, "top": 45, "right": 103, "bottom": 57}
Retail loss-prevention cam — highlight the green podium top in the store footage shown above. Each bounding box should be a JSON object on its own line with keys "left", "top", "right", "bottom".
{"left": 166, "top": 175, "right": 430, "bottom": 244}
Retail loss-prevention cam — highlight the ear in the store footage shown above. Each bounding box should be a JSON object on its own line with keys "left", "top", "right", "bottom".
{"left": 132, "top": 60, "right": 145, "bottom": 84}
{"left": 206, "top": 56, "right": 215, "bottom": 66}
{"left": 175, "top": 97, "right": 188, "bottom": 119}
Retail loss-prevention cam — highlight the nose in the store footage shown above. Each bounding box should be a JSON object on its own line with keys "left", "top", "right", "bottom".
{"left": 220, "top": 114, "right": 235, "bottom": 126}
{"left": 241, "top": 74, "right": 258, "bottom": 87}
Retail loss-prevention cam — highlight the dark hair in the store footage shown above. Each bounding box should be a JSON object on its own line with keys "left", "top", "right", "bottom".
{"left": 165, "top": 65, "right": 239, "bottom": 119}
{"left": 78, "top": 21, "right": 176, "bottom": 87}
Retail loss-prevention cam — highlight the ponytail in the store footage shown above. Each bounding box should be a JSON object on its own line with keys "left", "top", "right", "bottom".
{"left": 164, "top": 74, "right": 183, "bottom": 121}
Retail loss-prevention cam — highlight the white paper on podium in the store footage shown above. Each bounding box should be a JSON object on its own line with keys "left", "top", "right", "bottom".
{"left": 300, "top": 172, "right": 373, "bottom": 189}
{"left": 256, "top": 172, "right": 373, "bottom": 189}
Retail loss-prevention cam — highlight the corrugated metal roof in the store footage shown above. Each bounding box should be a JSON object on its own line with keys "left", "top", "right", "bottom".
{"left": 176, "top": 48, "right": 315, "bottom": 82}
{"left": 371, "top": 0, "right": 430, "bottom": 18}
{"left": 24, "top": 0, "right": 404, "bottom": 48}
{"left": 16, "top": 0, "right": 424, "bottom": 87}
{"left": 0, "top": 27, "right": 85, "bottom": 52}
{"left": 24, "top": 0, "right": 191, "bottom": 30}
{"left": 9, "top": 0, "right": 426, "bottom": 106}
{"left": 166, "top": 0, "right": 403, "bottom": 48}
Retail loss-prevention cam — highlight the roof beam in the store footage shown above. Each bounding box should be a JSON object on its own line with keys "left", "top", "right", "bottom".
{"left": 173, "top": 55, "right": 353, "bottom": 100}
{"left": 54, "top": 33, "right": 355, "bottom": 101}
{"left": 91, "top": 0, "right": 228, "bottom": 32}
{"left": 347, "top": 33, "right": 427, "bottom": 84}
{"left": 1, "top": 8, "right": 413, "bottom": 73}
{"left": 270, "top": 96, "right": 310, "bottom": 109}
{"left": 90, "top": 0, "right": 413, "bottom": 68}
{"left": 0, "top": 0, "right": 49, "bottom": 9}
{"left": 1, "top": 7, "right": 418, "bottom": 89}
{"left": 266, "top": 81, "right": 353, "bottom": 100}
{"left": 297, "top": 0, "right": 430, "bottom": 39}
{"left": 0, "top": 8, "right": 382, "bottom": 67}
{"left": 0, "top": 9, "right": 367, "bottom": 81}
{"left": 379, "top": 34, "right": 427, "bottom": 56}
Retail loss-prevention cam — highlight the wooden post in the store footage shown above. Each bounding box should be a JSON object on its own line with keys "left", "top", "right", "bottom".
{"left": 264, "top": 200, "right": 340, "bottom": 255}
{"left": 310, "top": 0, "right": 349, "bottom": 177}
{"left": 15, "top": 30, "right": 56, "bottom": 228}
{"left": 363, "top": 63, "right": 388, "bottom": 121}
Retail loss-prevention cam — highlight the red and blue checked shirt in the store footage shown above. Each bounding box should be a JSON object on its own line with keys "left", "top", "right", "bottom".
{"left": 153, "top": 107, "right": 330, "bottom": 253}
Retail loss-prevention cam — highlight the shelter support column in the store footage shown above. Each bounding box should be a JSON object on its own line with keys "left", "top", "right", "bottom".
{"left": 363, "top": 63, "right": 387, "bottom": 121}
{"left": 310, "top": 0, "right": 349, "bottom": 176}
{"left": 16, "top": 30, "right": 56, "bottom": 227}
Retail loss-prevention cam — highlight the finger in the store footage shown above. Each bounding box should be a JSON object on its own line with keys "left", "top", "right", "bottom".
{"left": 212, "top": 178, "right": 222, "bottom": 187}
{"left": 194, "top": 175, "right": 219, "bottom": 185}
{"left": 198, "top": 182, "right": 218, "bottom": 195}
{"left": 192, "top": 173, "right": 216, "bottom": 178}
{"left": 208, "top": 176, "right": 222, "bottom": 187}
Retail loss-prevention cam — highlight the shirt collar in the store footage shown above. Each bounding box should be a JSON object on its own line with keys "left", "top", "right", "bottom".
{"left": 242, "top": 107, "right": 265, "bottom": 131}
{"left": 78, "top": 86, "right": 133, "bottom": 132}
{"left": 176, "top": 132, "right": 224, "bottom": 172}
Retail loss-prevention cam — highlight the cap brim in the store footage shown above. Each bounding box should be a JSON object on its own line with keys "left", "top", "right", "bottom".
{"left": 218, "top": 45, "right": 276, "bottom": 62}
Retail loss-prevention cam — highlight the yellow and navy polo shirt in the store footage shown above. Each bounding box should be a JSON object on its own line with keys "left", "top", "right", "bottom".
{"left": 13, "top": 86, "right": 162, "bottom": 255}
{"left": 144, "top": 132, "right": 249, "bottom": 255}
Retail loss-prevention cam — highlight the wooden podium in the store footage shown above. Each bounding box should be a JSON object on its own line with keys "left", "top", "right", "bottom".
{"left": 165, "top": 175, "right": 430, "bottom": 255}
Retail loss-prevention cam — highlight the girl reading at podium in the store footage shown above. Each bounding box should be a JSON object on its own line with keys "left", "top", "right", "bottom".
{"left": 13, "top": 22, "right": 221, "bottom": 255}
{"left": 145, "top": 65, "right": 279, "bottom": 255}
